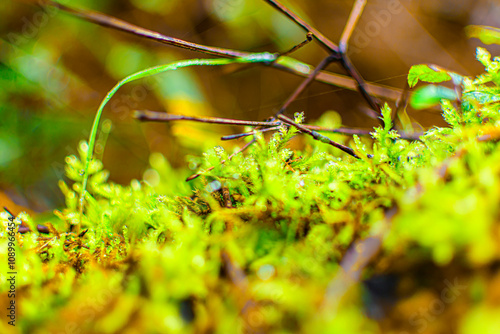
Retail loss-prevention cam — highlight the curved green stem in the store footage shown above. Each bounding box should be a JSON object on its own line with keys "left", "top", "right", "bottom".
{"left": 78, "top": 54, "right": 277, "bottom": 224}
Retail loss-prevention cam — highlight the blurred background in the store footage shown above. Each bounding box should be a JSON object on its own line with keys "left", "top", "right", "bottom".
{"left": 0, "top": 0, "right": 499, "bottom": 212}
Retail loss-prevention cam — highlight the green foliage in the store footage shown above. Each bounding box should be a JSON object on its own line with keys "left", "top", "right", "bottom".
{"left": 410, "top": 84, "right": 458, "bottom": 109}
{"left": 2, "top": 44, "right": 500, "bottom": 333}
{"left": 466, "top": 25, "right": 500, "bottom": 45}
{"left": 407, "top": 64, "right": 452, "bottom": 88}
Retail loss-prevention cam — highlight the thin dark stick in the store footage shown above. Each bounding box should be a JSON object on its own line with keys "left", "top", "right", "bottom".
{"left": 276, "top": 55, "right": 335, "bottom": 116}
{"left": 340, "top": 54, "right": 382, "bottom": 114}
{"left": 4, "top": 206, "right": 50, "bottom": 234}
{"left": 135, "top": 109, "right": 395, "bottom": 139}
{"left": 221, "top": 126, "right": 280, "bottom": 141}
{"left": 41, "top": 0, "right": 249, "bottom": 58}
{"left": 135, "top": 110, "right": 280, "bottom": 127}
{"left": 262, "top": 0, "right": 340, "bottom": 55}
{"left": 336, "top": 0, "right": 382, "bottom": 115}
{"left": 223, "top": 125, "right": 372, "bottom": 141}
{"left": 3, "top": 207, "right": 15, "bottom": 217}
{"left": 339, "top": 0, "right": 367, "bottom": 52}
{"left": 280, "top": 32, "right": 313, "bottom": 57}
{"left": 223, "top": 124, "right": 422, "bottom": 141}
{"left": 277, "top": 114, "right": 359, "bottom": 158}
{"left": 305, "top": 125, "right": 372, "bottom": 136}
{"left": 186, "top": 139, "right": 256, "bottom": 181}
{"left": 36, "top": 1, "right": 403, "bottom": 102}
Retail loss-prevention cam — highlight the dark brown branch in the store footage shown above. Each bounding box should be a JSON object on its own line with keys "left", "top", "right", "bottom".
{"left": 277, "top": 114, "right": 359, "bottom": 158}
{"left": 289, "top": 66, "right": 403, "bottom": 101}
{"left": 265, "top": 0, "right": 382, "bottom": 115}
{"left": 221, "top": 126, "right": 280, "bottom": 141}
{"left": 337, "top": 0, "right": 382, "bottom": 115}
{"left": 41, "top": 0, "right": 249, "bottom": 58}
{"left": 135, "top": 110, "right": 279, "bottom": 127}
{"left": 340, "top": 54, "right": 382, "bottom": 113}
{"left": 136, "top": 110, "right": 422, "bottom": 141}
{"left": 38, "top": 1, "right": 403, "bottom": 102}
{"left": 339, "top": 0, "right": 367, "bottom": 52}
{"left": 223, "top": 124, "right": 422, "bottom": 142}
{"left": 262, "top": 0, "right": 340, "bottom": 55}
{"left": 280, "top": 32, "right": 313, "bottom": 57}
{"left": 276, "top": 55, "right": 335, "bottom": 116}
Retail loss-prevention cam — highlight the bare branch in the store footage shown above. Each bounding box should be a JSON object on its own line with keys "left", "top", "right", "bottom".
{"left": 37, "top": 1, "right": 403, "bottom": 102}
{"left": 221, "top": 126, "right": 280, "bottom": 141}
{"left": 277, "top": 114, "right": 359, "bottom": 158}
{"left": 276, "top": 55, "right": 335, "bottom": 116}
{"left": 135, "top": 110, "right": 279, "bottom": 127}
{"left": 41, "top": 0, "right": 250, "bottom": 58}
{"left": 339, "top": 0, "right": 367, "bottom": 52}
{"left": 340, "top": 54, "right": 382, "bottom": 113}
{"left": 262, "top": 0, "right": 340, "bottom": 55}
{"left": 280, "top": 32, "right": 313, "bottom": 57}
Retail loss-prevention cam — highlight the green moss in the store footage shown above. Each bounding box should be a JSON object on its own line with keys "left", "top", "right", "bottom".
{"left": 2, "top": 45, "right": 500, "bottom": 333}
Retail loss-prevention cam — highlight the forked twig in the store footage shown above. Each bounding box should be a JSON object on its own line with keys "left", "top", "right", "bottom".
{"left": 40, "top": 0, "right": 249, "bottom": 58}
{"left": 35, "top": 1, "right": 419, "bottom": 179}
{"left": 280, "top": 32, "right": 313, "bottom": 57}
{"left": 276, "top": 55, "right": 336, "bottom": 116}
{"left": 37, "top": 1, "right": 404, "bottom": 102}
{"left": 339, "top": 0, "right": 367, "bottom": 52}
{"left": 135, "top": 110, "right": 279, "bottom": 127}
{"left": 221, "top": 126, "right": 281, "bottom": 141}
{"left": 136, "top": 110, "right": 423, "bottom": 142}
{"left": 340, "top": 54, "right": 382, "bottom": 113}
{"left": 265, "top": 0, "right": 382, "bottom": 114}
{"left": 338, "top": 0, "right": 381, "bottom": 113}
{"left": 263, "top": 0, "right": 340, "bottom": 55}
{"left": 277, "top": 114, "right": 359, "bottom": 158}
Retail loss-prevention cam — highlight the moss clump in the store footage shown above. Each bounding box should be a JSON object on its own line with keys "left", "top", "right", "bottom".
{"left": 1, "top": 47, "right": 500, "bottom": 334}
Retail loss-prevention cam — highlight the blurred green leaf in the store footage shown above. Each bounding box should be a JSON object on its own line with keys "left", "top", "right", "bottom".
{"left": 408, "top": 64, "right": 452, "bottom": 88}
{"left": 466, "top": 25, "right": 500, "bottom": 45}
{"left": 410, "top": 85, "right": 457, "bottom": 109}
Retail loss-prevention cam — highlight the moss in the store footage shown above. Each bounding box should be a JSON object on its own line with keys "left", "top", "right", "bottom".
{"left": 2, "top": 46, "right": 500, "bottom": 333}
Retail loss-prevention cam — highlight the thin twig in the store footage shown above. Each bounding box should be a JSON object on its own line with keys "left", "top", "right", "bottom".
{"left": 276, "top": 55, "right": 335, "bottom": 116}
{"left": 41, "top": 0, "right": 249, "bottom": 58}
{"left": 263, "top": 0, "right": 340, "bottom": 55}
{"left": 221, "top": 126, "right": 280, "bottom": 141}
{"left": 223, "top": 124, "right": 423, "bottom": 141}
{"left": 135, "top": 110, "right": 280, "bottom": 127}
{"left": 36, "top": 1, "right": 403, "bottom": 102}
{"left": 339, "top": 0, "right": 367, "bottom": 52}
{"left": 136, "top": 111, "right": 422, "bottom": 141}
{"left": 340, "top": 54, "right": 382, "bottom": 113}
{"left": 277, "top": 114, "right": 359, "bottom": 158}
{"left": 186, "top": 139, "right": 257, "bottom": 181}
{"left": 280, "top": 32, "right": 313, "bottom": 57}
{"left": 305, "top": 124, "right": 372, "bottom": 136}
{"left": 338, "top": 0, "right": 382, "bottom": 114}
